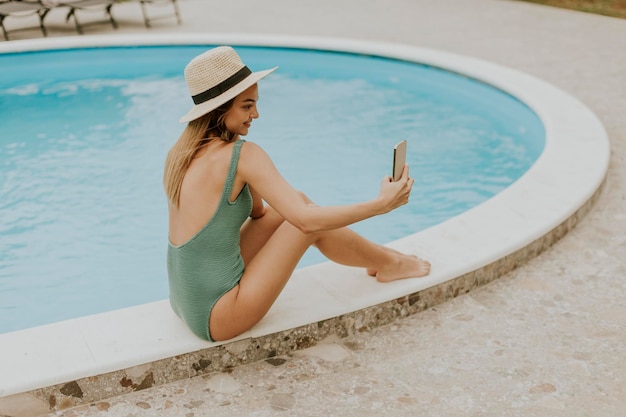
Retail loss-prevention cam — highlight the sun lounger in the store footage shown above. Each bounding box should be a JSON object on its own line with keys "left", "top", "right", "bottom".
{"left": 1, "top": 0, "right": 180, "bottom": 40}
{"left": 0, "top": 0, "right": 50, "bottom": 40}
{"left": 57, "top": 0, "right": 117, "bottom": 34}
{"left": 127, "top": 0, "right": 180, "bottom": 28}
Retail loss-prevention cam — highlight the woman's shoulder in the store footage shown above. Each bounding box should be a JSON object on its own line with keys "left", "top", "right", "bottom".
{"left": 240, "top": 139, "right": 259, "bottom": 150}
{"left": 239, "top": 140, "right": 276, "bottom": 173}
{"left": 239, "top": 140, "right": 268, "bottom": 160}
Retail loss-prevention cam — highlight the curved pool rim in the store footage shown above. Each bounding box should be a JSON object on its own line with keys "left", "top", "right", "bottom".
{"left": 0, "top": 33, "right": 609, "bottom": 401}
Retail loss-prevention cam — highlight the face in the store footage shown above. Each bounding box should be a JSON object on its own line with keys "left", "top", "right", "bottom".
{"left": 223, "top": 84, "right": 259, "bottom": 137}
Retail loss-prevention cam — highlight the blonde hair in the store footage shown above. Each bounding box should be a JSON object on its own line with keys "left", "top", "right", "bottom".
{"left": 164, "top": 99, "right": 236, "bottom": 208}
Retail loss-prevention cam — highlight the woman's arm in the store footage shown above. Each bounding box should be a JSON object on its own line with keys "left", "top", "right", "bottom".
{"left": 249, "top": 186, "right": 266, "bottom": 219}
{"left": 238, "top": 142, "right": 414, "bottom": 233}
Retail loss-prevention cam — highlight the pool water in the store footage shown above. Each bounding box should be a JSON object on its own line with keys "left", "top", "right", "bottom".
{"left": 0, "top": 46, "right": 545, "bottom": 333}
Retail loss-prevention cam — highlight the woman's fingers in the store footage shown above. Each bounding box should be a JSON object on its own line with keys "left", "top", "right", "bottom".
{"left": 377, "top": 163, "right": 416, "bottom": 212}
{"left": 401, "top": 164, "right": 410, "bottom": 180}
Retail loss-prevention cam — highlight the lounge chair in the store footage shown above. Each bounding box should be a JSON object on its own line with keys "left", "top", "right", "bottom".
{"left": 127, "top": 0, "right": 180, "bottom": 28}
{"left": 57, "top": 0, "right": 117, "bottom": 34}
{"left": 0, "top": 0, "right": 50, "bottom": 41}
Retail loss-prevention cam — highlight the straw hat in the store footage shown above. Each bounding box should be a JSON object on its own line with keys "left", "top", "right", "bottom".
{"left": 179, "top": 46, "right": 278, "bottom": 123}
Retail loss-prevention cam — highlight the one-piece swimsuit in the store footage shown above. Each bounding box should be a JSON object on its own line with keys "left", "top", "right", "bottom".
{"left": 167, "top": 139, "right": 252, "bottom": 341}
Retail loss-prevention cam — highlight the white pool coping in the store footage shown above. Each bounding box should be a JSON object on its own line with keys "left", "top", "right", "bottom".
{"left": 0, "top": 33, "right": 610, "bottom": 398}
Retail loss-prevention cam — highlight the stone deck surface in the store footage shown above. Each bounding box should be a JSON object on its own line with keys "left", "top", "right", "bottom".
{"left": 2, "top": 0, "right": 625, "bottom": 416}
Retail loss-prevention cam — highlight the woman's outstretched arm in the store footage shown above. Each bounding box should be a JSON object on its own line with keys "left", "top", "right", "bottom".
{"left": 238, "top": 141, "right": 414, "bottom": 233}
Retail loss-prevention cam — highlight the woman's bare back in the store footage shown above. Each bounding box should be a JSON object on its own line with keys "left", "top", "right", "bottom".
{"left": 169, "top": 140, "right": 247, "bottom": 246}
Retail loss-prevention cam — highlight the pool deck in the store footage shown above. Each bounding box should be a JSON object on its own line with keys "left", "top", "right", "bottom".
{"left": 1, "top": 0, "right": 625, "bottom": 416}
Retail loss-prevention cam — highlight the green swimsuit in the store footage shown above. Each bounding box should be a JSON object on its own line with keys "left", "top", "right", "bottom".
{"left": 167, "top": 139, "right": 252, "bottom": 341}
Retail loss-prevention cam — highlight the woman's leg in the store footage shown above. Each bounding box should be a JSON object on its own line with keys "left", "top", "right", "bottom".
{"left": 239, "top": 202, "right": 419, "bottom": 277}
{"left": 211, "top": 221, "right": 317, "bottom": 341}
{"left": 211, "top": 219, "right": 430, "bottom": 341}
{"left": 239, "top": 192, "right": 310, "bottom": 264}
{"left": 313, "top": 227, "right": 430, "bottom": 282}
{"left": 239, "top": 206, "right": 285, "bottom": 264}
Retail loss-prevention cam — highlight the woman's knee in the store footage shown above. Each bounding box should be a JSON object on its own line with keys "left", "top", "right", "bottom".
{"left": 265, "top": 205, "right": 286, "bottom": 226}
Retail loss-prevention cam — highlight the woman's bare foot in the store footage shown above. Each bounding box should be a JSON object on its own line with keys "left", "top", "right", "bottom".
{"left": 366, "top": 247, "right": 431, "bottom": 281}
{"left": 366, "top": 246, "right": 416, "bottom": 276}
{"left": 366, "top": 246, "right": 396, "bottom": 276}
{"left": 374, "top": 253, "right": 431, "bottom": 282}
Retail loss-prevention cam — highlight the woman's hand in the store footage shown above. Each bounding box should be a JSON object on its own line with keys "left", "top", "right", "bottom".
{"left": 377, "top": 164, "right": 414, "bottom": 214}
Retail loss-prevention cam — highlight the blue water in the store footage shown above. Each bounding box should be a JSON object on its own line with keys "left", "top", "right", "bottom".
{"left": 0, "top": 46, "right": 545, "bottom": 333}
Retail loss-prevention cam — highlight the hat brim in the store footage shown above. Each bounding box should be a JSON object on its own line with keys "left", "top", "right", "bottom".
{"left": 179, "top": 67, "right": 278, "bottom": 123}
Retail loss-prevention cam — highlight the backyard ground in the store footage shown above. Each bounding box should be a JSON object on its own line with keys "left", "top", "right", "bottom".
{"left": 520, "top": 0, "right": 626, "bottom": 18}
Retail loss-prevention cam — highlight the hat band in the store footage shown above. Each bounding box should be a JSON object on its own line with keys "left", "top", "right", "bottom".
{"left": 191, "top": 66, "right": 252, "bottom": 105}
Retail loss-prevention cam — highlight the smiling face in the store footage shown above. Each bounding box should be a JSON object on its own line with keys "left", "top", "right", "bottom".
{"left": 223, "top": 83, "right": 259, "bottom": 138}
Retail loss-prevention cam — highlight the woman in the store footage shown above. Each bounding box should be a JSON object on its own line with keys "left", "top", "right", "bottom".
{"left": 164, "top": 46, "right": 430, "bottom": 342}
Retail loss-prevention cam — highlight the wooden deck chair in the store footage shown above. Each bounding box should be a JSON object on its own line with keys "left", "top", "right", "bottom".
{"left": 0, "top": 0, "right": 50, "bottom": 41}
{"left": 57, "top": 0, "right": 117, "bottom": 34}
{"left": 130, "top": 0, "right": 180, "bottom": 28}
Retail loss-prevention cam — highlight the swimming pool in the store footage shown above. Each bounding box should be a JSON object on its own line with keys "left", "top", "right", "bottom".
{"left": 0, "top": 44, "right": 545, "bottom": 334}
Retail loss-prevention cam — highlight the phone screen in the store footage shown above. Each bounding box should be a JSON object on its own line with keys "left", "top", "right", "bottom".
{"left": 392, "top": 140, "right": 407, "bottom": 181}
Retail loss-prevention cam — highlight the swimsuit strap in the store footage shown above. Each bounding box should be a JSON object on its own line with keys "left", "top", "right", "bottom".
{"left": 221, "top": 139, "right": 245, "bottom": 200}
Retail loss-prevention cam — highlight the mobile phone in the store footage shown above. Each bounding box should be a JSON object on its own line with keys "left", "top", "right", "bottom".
{"left": 392, "top": 140, "right": 407, "bottom": 181}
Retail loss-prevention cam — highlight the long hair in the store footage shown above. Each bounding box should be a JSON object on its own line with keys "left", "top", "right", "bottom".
{"left": 164, "top": 98, "right": 236, "bottom": 208}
